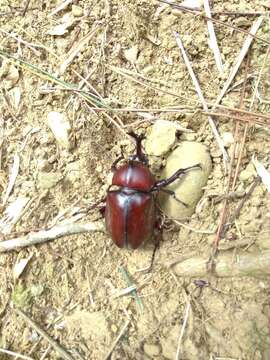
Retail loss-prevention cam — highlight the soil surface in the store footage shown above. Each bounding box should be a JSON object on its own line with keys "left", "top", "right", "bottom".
{"left": 0, "top": 1, "right": 270, "bottom": 359}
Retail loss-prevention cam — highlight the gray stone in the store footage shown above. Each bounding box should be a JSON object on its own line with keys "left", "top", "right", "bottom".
{"left": 159, "top": 142, "right": 212, "bottom": 219}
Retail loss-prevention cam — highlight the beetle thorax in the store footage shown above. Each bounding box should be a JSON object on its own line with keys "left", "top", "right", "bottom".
{"left": 112, "top": 161, "right": 155, "bottom": 191}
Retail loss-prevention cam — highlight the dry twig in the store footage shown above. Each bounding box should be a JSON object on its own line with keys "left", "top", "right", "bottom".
{"left": 0, "top": 348, "right": 34, "bottom": 360}
{"left": 174, "top": 32, "right": 228, "bottom": 163}
{"left": 0, "top": 221, "right": 105, "bottom": 252}
{"left": 203, "top": 0, "right": 223, "bottom": 74}
{"left": 14, "top": 308, "right": 75, "bottom": 360}
{"left": 103, "top": 319, "right": 131, "bottom": 360}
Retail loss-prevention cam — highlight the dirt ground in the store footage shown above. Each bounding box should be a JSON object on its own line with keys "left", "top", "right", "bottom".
{"left": 0, "top": 0, "right": 270, "bottom": 359}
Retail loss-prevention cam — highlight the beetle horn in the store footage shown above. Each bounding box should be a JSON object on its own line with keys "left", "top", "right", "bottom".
{"left": 127, "top": 131, "right": 147, "bottom": 163}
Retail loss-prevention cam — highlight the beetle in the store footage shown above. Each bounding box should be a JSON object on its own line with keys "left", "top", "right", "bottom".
{"left": 105, "top": 132, "right": 200, "bottom": 249}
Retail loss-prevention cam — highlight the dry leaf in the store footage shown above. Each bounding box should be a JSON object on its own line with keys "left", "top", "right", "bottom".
{"left": 13, "top": 254, "right": 33, "bottom": 280}
{"left": 179, "top": 0, "right": 203, "bottom": 10}
{"left": 47, "top": 14, "right": 77, "bottom": 36}
{"left": 0, "top": 60, "right": 19, "bottom": 89}
{"left": 124, "top": 45, "right": 138, "bottom": 63}
{"left": 47, "top": 111, "right": 71, "bottom": 149}
{"left": 252, "top": 156, "right": 270, "bottom": 192}
{"left": 9, "top": 87, "right": 21, "bottom": 109}
{"left": 0, "top": 197, "right": 29, "bottom": 235}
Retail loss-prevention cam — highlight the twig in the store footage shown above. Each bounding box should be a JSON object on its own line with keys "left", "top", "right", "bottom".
{"left": 48, "top": 0, "right": 73, "bottom": 16}
{"left": 0, "top": 221, "right": 105, "bottom": 252}
{"left": 215, "top": 17, "right": 264, "bottom": 106}
{"left": 203, "top": 0, "right": 223, "bottom": 74}
{"left": 14, "top": 308, "right": 75, "bottom": 360}
{"left": 213, "top": 53, "right": 251, "bottom": 250}
{"left": 174, "top": 220, "right": 215, "bottom": 234}
{"left": 103, "top": 319, "right": 131, "bottom": 360}
{"left": 40, "top": 345, "right": 52, "bottom": 360}
{"left": 2, "top": 154, "right": 20, "bottom": 206}
{"left": 223, "top": 176, "right": 261, "bottom": 233}
{"left": 174, "top": 32, "right": 228, "bottom": 163}
{"left": 175, "top": 300, "right": 191, "bottom": 360}
{"left": 22, "top": 0, "right": 31, "bottom": 16}
{"left": 0, "top": 348, "right": 34, "bottom": 360}
{"left": 59, "top": 27, "right": 100, "bottom": 74}
{"left": 119, "top": 266, "right": 144, "bottom": 313}
{"left": 157, "top": 1, "right": 269, "bottom": 46}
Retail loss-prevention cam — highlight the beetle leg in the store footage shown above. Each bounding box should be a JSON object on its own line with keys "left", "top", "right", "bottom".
{"left": 159, "top": 188, "right": 188, "bottom": 207}
{"left": 111, "top": 145, "right": 125, "bottom": 172}
{"left": 152, "top": 163, "right": 201, "bottom": 190}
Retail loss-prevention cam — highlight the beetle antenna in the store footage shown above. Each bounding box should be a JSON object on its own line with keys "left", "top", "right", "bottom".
{"left": 127, "top": 131, "right": 147, "bottom": 164}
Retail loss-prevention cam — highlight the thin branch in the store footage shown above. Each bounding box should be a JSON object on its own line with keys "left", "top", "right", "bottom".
{"left": 215, "top": 17, "right": 264, "bottom": 106}
{"left": 174, "top": 32, "right": 229, "bottom": 163}
{"left": 0, "top": 348, "right": 34, "bottom": 360}
{"left": 14, "top": 308, "right": 75, "bottom": 360}
{"left": 0, "top": 221, "right": 105, "bottom": 252}
{"left": 157, "top": 1, "right": 269, "bottom": 46}
{"left": 103, "top": 319, "right": 131, "bottom": 360}
{"left": 203, "top": 0, "right": 224, "bottom": 74}
{"left": 175, "top": 300, "right": 191, "bottom": 360}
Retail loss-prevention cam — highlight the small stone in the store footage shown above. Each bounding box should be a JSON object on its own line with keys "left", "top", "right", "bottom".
{"left": 182, "top": 132, "right": 196, "bottom": 141}
{"left": 210, "top": 146, "right": 222, "bottom": 158}
{"left": 222, "top": 132, "right": 234, "bottom": 147}
{"left": 37, "top": 159, "right": 52, "bottom": 172}
{"left": 143, "top": 343, "right": 161, "bottom": 357}
{"left": 123, "top": 45, "right": 138, "bottom": 63}
{"left": 38, "top": 172, "right": 62, "bottom": 189}
{"left": 234, "top": 17, "right": 251, "bottom": 27}
{"left": 145, "top": 120, "right": 178, "bottom": 156}
{"left": 159, "top": 142, "right": 212, "bottom": 219}
{"left": 72, "top": 5, "right": 83, "bottom": 17}
{"left": 239, "top": 163, "right": 256, "bottom": 181}
{"left": 111, "top": 324, "right": 118, "bottom": 333}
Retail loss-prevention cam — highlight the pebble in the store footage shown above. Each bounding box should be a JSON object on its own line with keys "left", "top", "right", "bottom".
{"left": 143, "top": 343, "right": 161, "bottom": 357}
{"left": 38, "top": 172, "right": 62, "bottom": 189}
{"left": 124, "top": 45, "right": 138, "bottom": 63}
{"left": 159, "top": 141, "right": 212, "bottom": 219}
{"left": 222, "top": 131, "right": 234, "bottom": 147}
{"left": 72, "top": 5, "right": 83, "bottom": 17}
{"left": 145, "top": 120, "right": 178, "bottom": 156}
{"left": 239, "top": 163, "right": 256, "bottom": 181}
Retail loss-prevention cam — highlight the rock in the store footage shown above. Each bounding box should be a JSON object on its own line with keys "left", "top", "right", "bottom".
{"left": 38, "top": 172, "right": 62, "bottom": 189}
{"left": 159, "top": 142, "right": 212, "bottom": 219}
{"left": 222, "top": 131, "right": 234, "bottom": 147}
{"left": 47, "top": 111, "right": 71, "bottom": 149}
{"left": 124, "top": 45, "right": 138, "bottom": 63}
{"left": 234, "top": 17, "right": 250, "bottom": 27}
{"left": 72, "top": 5, "right": 83, "bottom": 17}
{"left": 239, "top": 163, "right": 256, "bottom": 182}
{"left": 143, "top": 343, "right": 161, "bottom": 357}
{"left": 145, "top": 120, "right": 178, "bottom": 156}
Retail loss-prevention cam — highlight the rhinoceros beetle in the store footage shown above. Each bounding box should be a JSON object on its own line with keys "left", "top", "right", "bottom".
{"left": 105, "top": 132, "right": 200, "bottom": 249}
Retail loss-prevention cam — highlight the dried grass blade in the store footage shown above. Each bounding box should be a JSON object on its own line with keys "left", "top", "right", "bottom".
{"left": 59, "top": 27, "right": 99, "bottom": 74}
{"left": 203, "top": 0, "right": 224, "bottom": 74}
{"left": 2, "top": 154, "right": 20, "bottom": 206}
{"left": 174, "top": 32, "right": 228, "bottom": 163}
{"left": 215, "top": 17, "right": 264, "bottom": 105}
